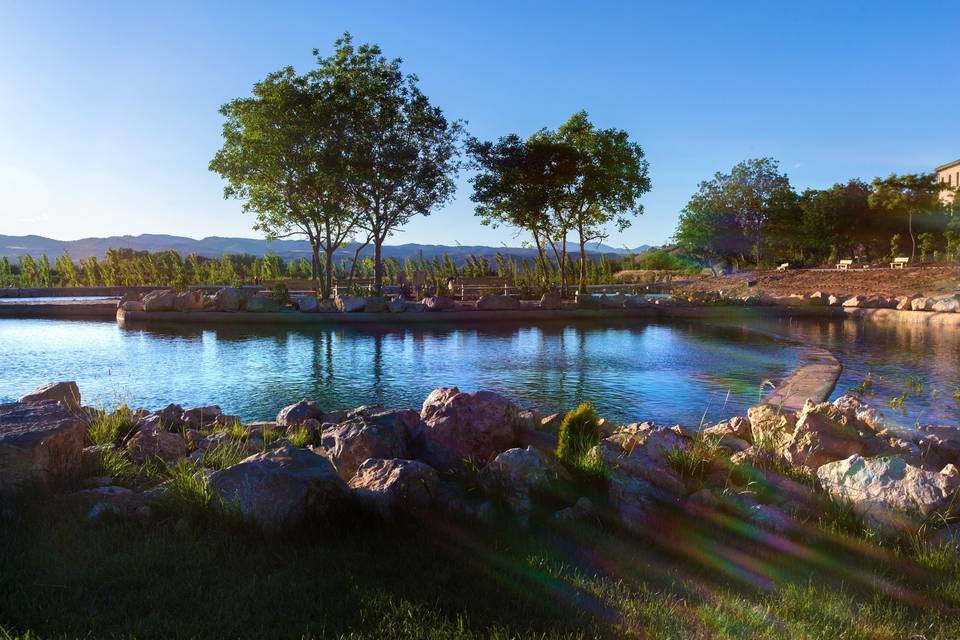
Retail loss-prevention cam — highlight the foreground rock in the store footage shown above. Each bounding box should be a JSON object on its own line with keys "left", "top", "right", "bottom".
{"left": 817, "top": 455, "right": 960, "bottom": 534}
{"left": 422, "top": 296, "right": 455, "bottom": 312}
{"left": 348, "top": 458, "right": 438, "bottom": 518}
{"left": 126, "top": 423, "right": 187, "bottom": 464}
{"left": 335, "top": 296, "right": 366, "bottom": 313}
{"left": 276, "top": 400, "right": 325, "bottom": 428}
{"left": 417, "top": 387, "right": 517, "bottom": 470}
{"left": 19, "top": 381, "right": 81, "bottom": 411}
{"left": 0, "top": 401, "right": 85, "bottom": 491}
{"left": 320, "top": 407, "right": 418, "bottom": 480}
{"left": 209, "top": 445, "right": 347, "bottom": 531}
{"left": 141, "top": 289, "right": 178, "bottom": 312}
{"left": 481, "top": 446, "right": 566, "bottom": 520}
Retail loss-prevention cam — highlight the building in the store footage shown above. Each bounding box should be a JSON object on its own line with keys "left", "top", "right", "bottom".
{"left": 936, "top": 159, "right": 960, "bottom": 204}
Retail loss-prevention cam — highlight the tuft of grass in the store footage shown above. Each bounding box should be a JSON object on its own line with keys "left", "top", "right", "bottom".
{"left": 905, "top": 376, "right": 923, "bottom": 396}
{"left": 260, "top": 428, "right": 281, "bottom": 448}
{"left": 849, "top": 371, "right": 874, "bottom": 396}
{"left": 888, "top": 392, "right": 908, "bottom": 412}
{"left": 96, "top": 447, "right": 138, "bottom": 485}
{"left": 666, "top": 432, "right": 721, "bottom": 481}
{"left": 218, "top": 420, "right": 249, "bottom": 442}
{"left": 555, "top": 403, "right": 606, "bottom": 480}
{"left": 162, "top": 459, "right": 215, "bottom": 512}
{"left": 200, "top": 440, "right": 249, "bottom": 470}
{"left": 817, "top": 492, "right": 873, "bottom": 541}
{"left": 954, "top": 387, "right": 960, "bottom": 403}
{"left": 288, "top": 424, "right": 318, "bottom": 448}
{"left": 87, "top": 405, "right": 137, "bottom": 446}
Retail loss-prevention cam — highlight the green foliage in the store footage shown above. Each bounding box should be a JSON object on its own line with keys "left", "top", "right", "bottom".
{"left": 199, "top": 440, "right": 249, "bottom": 471}
{"left": 95, "top": 447, "right": 138, "bottom": 485}
{"left": 889, "top": 233, "right": 902, "bottom": 260}
{"left": 555, "top": 403, "right": 605, "bottom": 479}
{"left": 888, "top": 392, "right": 908, "bottom": 412}
{"left": 918, "top": 232, "right": 935, "bottom": 263}
{"left": 161, "top": 459, "right": 216, "bottom": 513}
{"left": 87, "top": 405, "right": 137, "bottom": 446}
{"left": 666, "top": 433, "right": 721, "bottom": 481}
{"left": 287, "top": 425, "right": 319, "bottom": 448}
{"left": 849, "top": 371, "right": 874, "bottom": 396}
{"left": 271, "top": 281, "right": 290, "bottom": 304}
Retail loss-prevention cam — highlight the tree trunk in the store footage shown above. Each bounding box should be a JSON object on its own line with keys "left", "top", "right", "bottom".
{"left": 531, "top": 231, "right": 549, "bottom": 288}
{"left": 322, "top": 247, "right": 335, "bottom": 300}
{"left": 373, "top": 238, "right": 383, "bottom": 296}
{"left": 909, "top": 212, "right": 916, "bottom": 261}
{"left": 310, "top": 241, "right": 321, "bottom": 297}
{"left": 577, "top": 227, "right": 587, "bottom": 294}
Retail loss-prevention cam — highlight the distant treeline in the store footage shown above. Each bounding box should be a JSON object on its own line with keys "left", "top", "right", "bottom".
{"left": 0, "top": 247, "right": 629, "bottom": 291}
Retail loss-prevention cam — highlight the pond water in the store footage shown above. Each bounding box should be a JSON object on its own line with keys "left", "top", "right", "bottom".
{"left": 1, "top": 316, "right": 956, "bottom": 428}
{"left": 0, "top": 318, "right": 806, "bottom": 426}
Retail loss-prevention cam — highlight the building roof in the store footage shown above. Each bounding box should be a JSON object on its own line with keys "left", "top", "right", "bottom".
{"left": 936, "top": 159, "right": 960, "bottom": 172}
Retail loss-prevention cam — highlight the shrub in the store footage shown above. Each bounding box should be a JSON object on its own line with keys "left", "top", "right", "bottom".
{"left": 288, "top": 425, "right": 318, "bottom": 448}
{"left": 555, "top": 403, "right": 605, "bottom": 479}
{"left": 87, "top": 405, "right": 137, "bottom": 446}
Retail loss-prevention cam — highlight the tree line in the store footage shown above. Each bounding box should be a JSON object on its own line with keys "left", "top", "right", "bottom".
{"left": 209, "top": 33, "right": 651, "bottom": 298}
{"left": 673, "top": 157, "right": 960, "bottom": 271}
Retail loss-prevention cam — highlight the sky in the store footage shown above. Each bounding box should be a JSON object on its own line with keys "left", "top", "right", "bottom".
{"left": 0, "top": 1, "right": 957, "bottom": 248}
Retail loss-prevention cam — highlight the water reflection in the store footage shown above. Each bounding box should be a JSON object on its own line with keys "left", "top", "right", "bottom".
{"left": 0, "top": 318, "right": 802, "bottom": 426}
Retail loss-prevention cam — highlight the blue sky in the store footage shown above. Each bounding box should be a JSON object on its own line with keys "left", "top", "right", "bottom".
{"left": 0, "top": 1, "right": 956, "bottom": 248}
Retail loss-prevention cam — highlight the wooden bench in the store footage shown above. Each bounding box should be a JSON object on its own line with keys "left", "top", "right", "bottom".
{"left": 776, "top": 263, "right": 790, "bottom": 272}
{"left": 890, "top": 257, "right": 909, "bottom": 269}
{"left": 836, "top": 259, "right": 853, "bottom": 271}
{"left": 454, "top": 276, "right": 512, "bottom": 300}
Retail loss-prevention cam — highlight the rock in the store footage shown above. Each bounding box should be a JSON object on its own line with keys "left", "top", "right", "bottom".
{"left": 197, "top": 431, "right": 231, "bottom": 452}
{"left": 211, "top": 287, "right": 245, "bottom": 312}
{"left": 553, "top": 497, "right": 594, "bottom": 522}
{"left": 363, "top": 296, "right": 388, "bottom": 313}
{"left": 481, "top": 446, "right": 566, "bottom": 518}
{"left": 809, "top": 291, "right": 827, "bottom": 300}
{"left": 296, "top": 296, "right": 319, "bottom": 313}
{"left": 245, "top": 295, "right": 281, "bottom": 313}
{"left": 155, "top": 403, "right": 184, "bottom": 429}
{"left": 141, "top": 289, "right": 178, "bottom": 312}
{"left": 624, "top": 295, "right": 651, "bottom": 309}
{"left": 417, "top": 387, "right": 518, "bottom": 470}
{"left": 181, "top": 406, "right": 222, "bottom": 429}
{"left": 183, "top": 429, "right": 204, "bottom": 451}
{"left": 931, "top": 295, "right": 960, "bottom": 313}
{"left": 209, "top": 445, "right": 347, "bottom": 532}
{"left": 422, "top": 296, "right": 455, "bottom": 312}
{"left": 175, "top": 290, "right": 205, "bottom": 312}
{"left": 126, "top": 424, "right": 187, "bottom": 464}
{"left": 387, "top": 299, "right": 407, "bottom": 313}
{"left": 19, "top": 381, "right": 81, "bottom": 411}
{"left": 842, "top": 296, "right": 876, "bottom": 309}
{"left": 0, "top": 401, "right": 85, "bottom": 491}
{"left": 276, "top": 400, "right": 325, "bottom": 429}
{"left": 333, "top": 296, "right": 365, "bottom": 313}
{"left": 781, "top": 401, "right": 875, "bottom": 470}
{"left": 827, "top": 294, "right": 848, "bottom": 306}
{"left": 817, "top": 455, "right": 960, "bottom": 534}
{"left": 477, "top": 296, "right": 520, "bottom": 311}
{"left": 538, "top": 292, "right": 562, "bottom": 310}
{"left": 348, "top": 458, "right": 438, "bottom": 518}
{"left": 81, "top": 443, "right": 114, "bottom": 476}
{"left": 75, "top": 485, "right": 149, "bottom": 521}
{"left": 746, "top": 405, "right": 796, "bottom": 450}
{"left": 747, "top": 503, "right": 792, "bottom": 533}
{"left": 895, "top": 295, "right": 916, "bottom": 311}
{"left": 320, "top": 407, "right": 418, "bottom": 480}
{"left": 595, "top": 423, "right": 691, "bottom": 498}
{"left": 704, "top": 416, "right": 752, "bottom": 443}
{"left": 911, "top": 297, "right": 934, "bottom": 311}
{"left": 120, "top": 300, "right": 143, "bottom": 313}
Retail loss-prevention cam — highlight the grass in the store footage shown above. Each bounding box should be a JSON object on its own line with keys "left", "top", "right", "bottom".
{"left": 160, "top": 459, "right": 216, "bottom": 513}
{"left": 199, "top": 439, "right": 250, "bottom": 470}
{"left": 555, "top": 403, "right": 606, "bottom": 480}
{"left": 2, "top": 489, "right": 959, "bottom": 639}
{"left": 287, "top": 424, "right": 319, "bottom": 448}
{"left": 86, "top": 404, "right": 137, "bottom": 446}
{"left": 666, "top": 432, "right": 722, "bottom": 482}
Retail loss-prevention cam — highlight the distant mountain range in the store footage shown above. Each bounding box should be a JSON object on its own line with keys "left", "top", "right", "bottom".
{"left": 0, "top": 234, "right": 652, "bottom": 264}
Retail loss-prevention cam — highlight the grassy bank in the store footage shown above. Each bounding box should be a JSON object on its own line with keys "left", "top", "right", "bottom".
{"left": 2, "top": 489, "right": 958, "bottom": 639}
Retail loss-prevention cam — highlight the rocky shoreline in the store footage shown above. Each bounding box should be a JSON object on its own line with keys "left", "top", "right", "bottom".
{"left": 2, "top": 380, "right": 958, "bottom": 543}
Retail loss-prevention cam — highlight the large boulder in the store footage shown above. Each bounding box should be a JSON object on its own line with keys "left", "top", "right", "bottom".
{"left": 126, "top": 424, "right": 187, "bottom": 464}
{"left": 120, "top": 300, "right": 143, "bottom": 313}
{"left": 335, "top": 296, "right": 366, "bottom": 313}
{"left": 276, "top": 400, "right": 325, "bottom": 429}
{"left": 481, "top": 446, "right": 565, "bottom": 518}
{"left": 246, "top": 295, "right": 280, "bottom": 313}
{"left": 746, "top": 405, "right": 796, "bottom": 450}
{"left": 539, "top": 292, "right": 562, "bottom": 310}
{"left": 476, "top": 295, "right": 520, "bottom": 311}
{"left": 209, "top": 445, "right": 347, "bottom": 531}
{"left": 141, "top": 289, "right": 178, "bottom": 312}
{"left": 211, "top": 287, "right": 245, "bottom": 312}
{"left": 417, "top": 387, "right": 517, "bottom": 470}
{"left": 781, "top": 401, "right": 877, "bottom": 470}
{"left": 320, "top": 408, "right": 418, "bottom": 480}
{"left": 422, "top": 296, "right": 455, "bottom": 312}
{"left": 704, "top": 415, "right": 752, "bottom": 444}
{"left": 181, "top": 406, "right": 222, "bottom": 429}
{"left": 363, "top": 296, "right": 388, "bottom": 313}
{"left": 931, "top": 295, "right": 960, "bottom": 313}
{"left": 348, "top": 458, "right": 438, "bottom": 518}
{"left": 296, "top": 296, "right": 319, "bottom": 313}
{"left": 595, "top": 423, "right": 691, "bottom": 498}
{"left": 175, "top": 290, "right": 205, "bottom": 312}
{"left": 0, "top": 401, "right": 85, "bottom": 491}
{"left": 19, "top": 381, "right": 81, "bottom": 411}
{"left": 911, "top": 297, "right": 934, "bottom": 311}
{"left": 155, "top": 403, "right": 184, "bottom": 429}
{"left": 817, "top": 455, "right": 960, "bottom": 534}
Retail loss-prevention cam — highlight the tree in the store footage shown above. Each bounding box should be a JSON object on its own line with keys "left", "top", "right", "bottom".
{"left": 798, "top": 180, "right": 873, "bottom": 262}
{"left": 673, "top": 205, "right": 746, "bottom": 273}
{"left": 869, "top": 173, "right": 941, "bottom": 261}
{"left": 551, "top": 112, "right": 651, "bottom": 292}
{"left": 322, "top": 34, "right": 463, "bottom": 294}
{"left": 54, "top": 251, "right": 81, "bottom": 287}
{"left": 210, "top": 62, "right": 358, "bottom": 299}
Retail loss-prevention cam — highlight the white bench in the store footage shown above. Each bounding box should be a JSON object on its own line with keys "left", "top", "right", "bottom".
{"left": 890, "top": 257, "right": 909, "bottom": 269}
{"left": 836, "top": 259, "right": 853, "bottom": 271}
{"left": 776, "top": 262, "right": 789, "bottom": 272}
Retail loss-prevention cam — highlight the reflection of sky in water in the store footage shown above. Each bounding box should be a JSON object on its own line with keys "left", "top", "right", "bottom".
{"left": 0, "top": 318, "right": 802, "bottom": 426}
{"left": 730, "top": 317, "right": 960, "bottom": 429}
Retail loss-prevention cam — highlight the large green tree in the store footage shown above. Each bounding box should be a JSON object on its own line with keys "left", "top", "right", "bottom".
{"left": 210, "top": 63, "right": 357, "bottom": 298}
{"left": 320, "top": 34, "right": 463, "bottom": 294}
{"left": 868, "top": 173, "right": 942, "bottom": 261}
{"left": 798, "top": 179, "right": 873, "bottom": 262}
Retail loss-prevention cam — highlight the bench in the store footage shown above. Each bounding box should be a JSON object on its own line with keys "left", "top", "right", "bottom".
{"left": 836, "top": 259, "right": 853, "bottom": 271}
{"left": 776, "top": 263, "right": 789, "bottom": 272}
{"left": 454, "top": 276, "right": 512, "bottom": 300}
{"left": 890, "top": 257, "right": 909, "bottom": 269}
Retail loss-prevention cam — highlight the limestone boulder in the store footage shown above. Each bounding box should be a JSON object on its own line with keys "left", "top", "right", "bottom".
{"left": 911, "top": 297, "right": 935, "bottom": 311}
{"left": 276, "top": 400, "right": 325, "bottom": 429}
{"left": 0, "top": 401, "right": 85, "bottom": 491}
{"left": 704, "top": 415, "right": 752, "bottom": 443}
{"left": 827, "top": 294, "right": 848, "bottom": 306}
{"left": 154, "top": 403, "right": 184, "bottom": 429}
{"left": 348, "top": 458, "right": 438, "bottom": 518}
{"left": 19, "top": 381, "right": 81, "bottom": 411}
{"left": 209, "top": 445, "right": 347, "bottom": 532}
{"left": 120, "top": 300, "right": 143, "bottom": 313}
{"left": 126, "top": 424, "right": 187, "bottom": 464}
{"left": 416, "top": 387, "right": 517, "bottom": 470}
{"left": 175, "top": 290, "right": 205, "bottom": 312}
{"left": 781, "top": 401, "right": 877, "bottom": 470}
{"left": 320, "top": 407, "right": 418, "bottom": 480}
{"left": 141, "top": 289, "right": 178, "bottom": 312}
{"left": 181, "top": 406, "right": 222, "bottom": 429}
{"left": 481, "top": 446, "right": 566, "bottom": 518}
{"left": 335, "top": 296, "right": 366, "bottom": 313}
{"left": 296, "top": 296, "right": 319, "bottom": 313}
{"left": 746, "top": 405, "right": 796, "bottom": 450}
{"left": 595, "top": 423, "right": 691, "bottom": 498}
{"left": 817, "top": 455, "right": 960, "bottom": 534}
{"left": 538, "top": 292, "right": 562, "bottom": 310}
{"left": 387, "top": 298, "right": 408, "bottom": 313}
{"left": 363, "top": 296, "right": 388, "bottom": 313}
{"left": 422, "top": 296, "right": 455, "bottom": 312}
{"left": 476, "top": 295, "right": 521, "bottom": 311}
{"left": 931, "top": 295, "right": 960, "bottom": 313}
{"left": 246, "top": 295, "right": 280, "bottom": 313}
{"left": 211, "top": 287, "right": 245, "bottom": 312}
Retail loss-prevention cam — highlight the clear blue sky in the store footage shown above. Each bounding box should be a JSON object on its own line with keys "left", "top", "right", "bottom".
{"left": 1, "top": 1, "right": 956, "bottom": 247}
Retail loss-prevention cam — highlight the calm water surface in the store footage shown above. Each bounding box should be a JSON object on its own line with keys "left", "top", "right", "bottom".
{"left": 0, "top": 318, "right": 805, "bottom": 426}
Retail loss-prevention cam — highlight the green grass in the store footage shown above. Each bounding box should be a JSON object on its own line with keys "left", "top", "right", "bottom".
{"left": 199, "top": 439, "right": 250, "bottom": 470}
{"left": 666, "top": 432, "right": 722, "bottom": 481}
{"left": 288, "top": 424, "right": 319, "bottom": 448}
{"left": 555, "top": 403, "right": 606, "bottom": 480}
{"left": 218, "top": 420, "right": 249, "bottom": 442}
{"left": 95, "top": 446, "right": 138, "bottom": 485}
{"left": 86, "top": 404, "right": 137, "bottom": 446}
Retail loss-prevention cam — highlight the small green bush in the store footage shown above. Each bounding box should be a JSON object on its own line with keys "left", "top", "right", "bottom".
{"left": 288, "top": 425, "right": 318, "bottom": 448}
{"left": 555, "top": 403, "right": 605, "bottom": 479}
{"left": 87, "top": 405, "right": 137, "bottom": 446}
{"left": 666, "top": 433, "right": 721, "bottom": 481}
{"left": 163, "top": 459, "right": 215, "bottom": 512}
